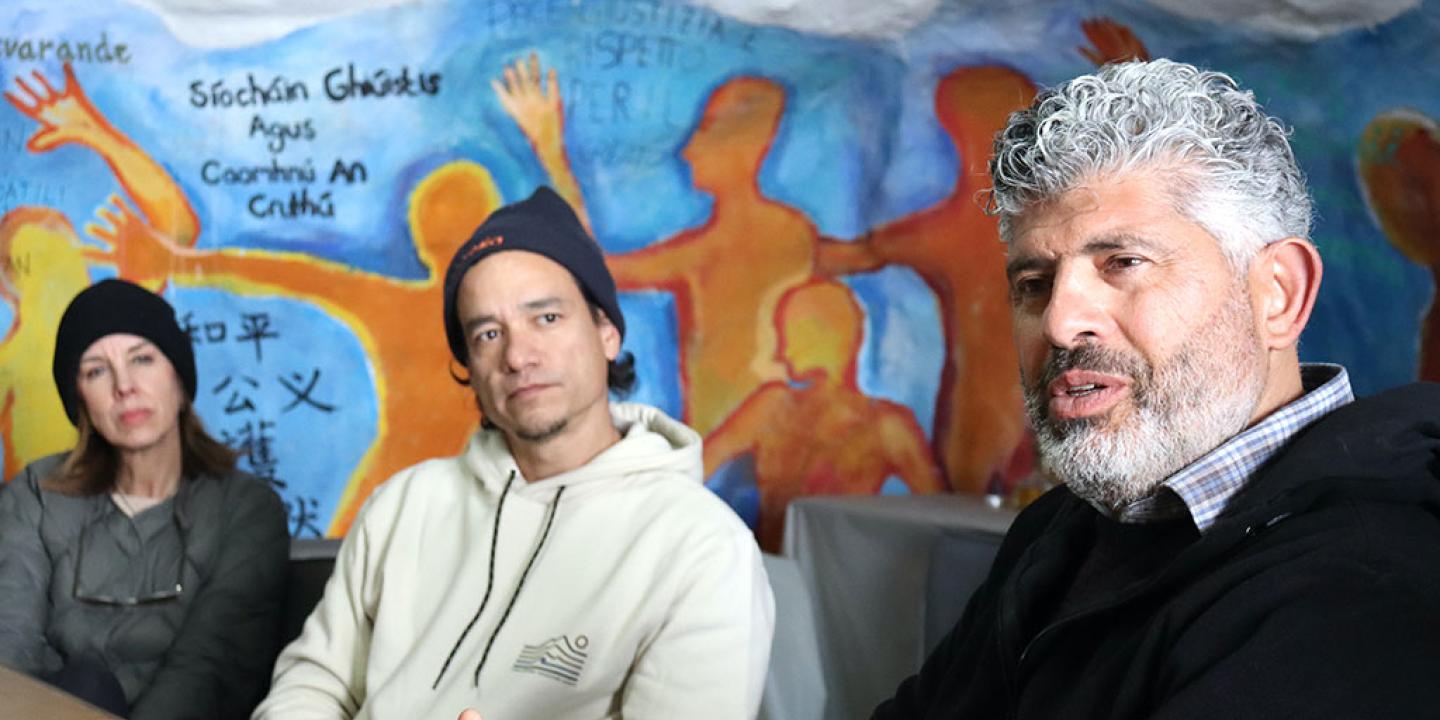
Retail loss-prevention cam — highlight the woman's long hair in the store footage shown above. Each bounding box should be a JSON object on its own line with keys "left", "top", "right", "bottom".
{"left": 43, "top": 398, "right": 239, "bottom": 496}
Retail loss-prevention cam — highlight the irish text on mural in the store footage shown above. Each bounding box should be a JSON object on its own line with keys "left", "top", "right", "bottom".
{"left": 189, "top": 64, "right": 442, "bottom": 109}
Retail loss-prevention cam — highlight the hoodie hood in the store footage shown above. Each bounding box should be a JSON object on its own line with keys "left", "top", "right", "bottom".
{"left": 460, "top": 402, "right": 702, "bottom": 500}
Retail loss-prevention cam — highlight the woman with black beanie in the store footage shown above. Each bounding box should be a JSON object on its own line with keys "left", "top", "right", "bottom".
{"left": 0, "top": 278, "right": 289, "bottom": 719}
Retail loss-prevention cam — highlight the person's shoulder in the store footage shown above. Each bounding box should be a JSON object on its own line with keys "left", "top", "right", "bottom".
{"left": 1302, "top": 381, "right": 1440, "bottom": 437}
{"left": 212, "top": 465, "right": 280, "bottom": 497}
{"left": 12, "top": 452, "right": 67, "bottom": 486}
{"left": 374, "top": 453, "right": 472, "bottom": 500}
{"left": 0, "top": 455, "right": 79, "bottom": 537}
{"left": 349, "top": 452, "right": 477, "bottom": 530}
{"left": 2, "top": 453, "right": 68, "bottom": 505}
{"left": 1360, "top": 380, "right": 1440, "bottom": 406}
{"left": 192, "top": 469, "right": 291, "bottom": 545}
{"left": 636, "top": 475, "right": 756, "bottom": 546}
{"left": 195, "top": 465, "right": 285, "bottom": 517}
{"left": 1335, "top": 492, "right": 1440, "bottom": 564}
{"left": 1266, "top": 381, "right": 1440, "bottom": 503}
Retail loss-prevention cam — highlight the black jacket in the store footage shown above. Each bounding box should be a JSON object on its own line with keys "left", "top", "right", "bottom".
{"left": 875, "top": 383, "right": 1440, "bottom": 719}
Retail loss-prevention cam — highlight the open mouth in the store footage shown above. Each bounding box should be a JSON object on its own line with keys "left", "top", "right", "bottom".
{"left": 1048, "top": 371, "right": 1129, "bottom": 421}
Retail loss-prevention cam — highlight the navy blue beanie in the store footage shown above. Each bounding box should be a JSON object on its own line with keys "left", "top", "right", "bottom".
{"left": 442, "top": 186, "right": 624, "bottom": 364}
{"left": 52, "top": 278, "right": 197, "bottom": 425}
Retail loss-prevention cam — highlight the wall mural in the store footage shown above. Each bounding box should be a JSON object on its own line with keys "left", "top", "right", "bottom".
{"left": 2, "top": 0, "right": 1437, "bottom": 547}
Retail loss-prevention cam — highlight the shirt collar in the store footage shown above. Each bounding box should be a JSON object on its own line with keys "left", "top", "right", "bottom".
{"left": 1114, "top": 363, "right": 1353, "bottom": 532}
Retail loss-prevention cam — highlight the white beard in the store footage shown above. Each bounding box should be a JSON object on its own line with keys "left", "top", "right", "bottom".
{"left": 1022, "top": 288, "right": 1267, "bottom": 511}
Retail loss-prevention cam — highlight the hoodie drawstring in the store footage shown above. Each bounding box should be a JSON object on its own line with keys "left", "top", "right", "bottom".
{"left": 431, "top": 470, "right": 569, "bottom": 690}
{"left": 433, "top": 470, "right": 515, "bottom": 690}
{"left": 473, "top": 484, "right": 565, "bottom": 686}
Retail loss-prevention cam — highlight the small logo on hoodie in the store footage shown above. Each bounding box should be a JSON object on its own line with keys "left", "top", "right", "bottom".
{"left": 513, "top": 634, "right": 589, "bottom": 686}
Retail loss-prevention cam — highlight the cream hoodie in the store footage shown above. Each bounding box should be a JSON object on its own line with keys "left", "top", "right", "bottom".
{"left": 253, "top": 403, "right": 774, "bottom": 720}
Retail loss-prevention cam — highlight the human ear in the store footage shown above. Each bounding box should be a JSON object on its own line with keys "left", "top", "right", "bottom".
{"left": 595, "top": 309, "right": 621, "bottom": 361}
{"left": 1251, "top": 237, "right": 1322, "bottom": 351}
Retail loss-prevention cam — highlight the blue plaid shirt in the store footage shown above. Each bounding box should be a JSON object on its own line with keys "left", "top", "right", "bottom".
{"left": 1116, "top": 363, "right": 1353, "bottom": 532}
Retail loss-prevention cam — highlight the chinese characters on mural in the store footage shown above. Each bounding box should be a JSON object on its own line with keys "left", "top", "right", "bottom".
{"left": 187, "top": 309, "right": 334, "bottom": 536}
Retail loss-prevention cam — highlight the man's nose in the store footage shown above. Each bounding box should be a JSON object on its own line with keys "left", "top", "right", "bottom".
{"left": 1042, "top": 267, "right": 1112, "bottom": 350}
{"left": 502, "top": 328, "right": 541, "bottom": 371}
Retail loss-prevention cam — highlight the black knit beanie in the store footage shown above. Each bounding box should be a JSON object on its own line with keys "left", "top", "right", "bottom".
{"left": 442, "top": 186, "right": 625, "bottom": 364}
{"left": 52, "top": 278, "right": 197, "bottom": 425}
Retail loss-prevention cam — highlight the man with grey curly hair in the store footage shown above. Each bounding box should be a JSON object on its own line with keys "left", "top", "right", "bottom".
{"left": 875, "top": 59, "right": 1440, "bottom": 719}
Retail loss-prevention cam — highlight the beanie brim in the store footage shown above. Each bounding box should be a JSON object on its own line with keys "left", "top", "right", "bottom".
{"left": 442, "top": 186, "right": 624, "bottom": 366}
{"left": 52, "top": 279, "right": 197, "bottom": 425}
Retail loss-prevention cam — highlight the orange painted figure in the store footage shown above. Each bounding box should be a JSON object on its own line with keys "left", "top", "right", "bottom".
{"left": 3, "top": 64, "right": 201, "bottom": 260}
{"left": 1, "top": 64, "right": 204, "bottom": 478}
{"left": 2, "top": 60, "right": 579, "bottom": 535}
{"left": 705, "top": 280, "right": 943, "bottom": 550}
{"left": 815, "top": 66, "right": 1037, "bottom": 495}
{"left": 82, "top": 56, "right": 584, "bottom": 535}
{"left": 1358, "top": 110, "right": 1440, "bottom": 380}
{"left": 605, "top": 77, "right": 818, "bottom": 435}
{"left": 807, "top": 18, "right": 1150, "bottom": 496}
{"left": 93, "top": 162, "right": 498, "bottom": 535}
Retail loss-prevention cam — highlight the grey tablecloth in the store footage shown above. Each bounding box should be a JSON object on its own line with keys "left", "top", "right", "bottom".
{"left": 781, "top": 494, "right": 1017, "bottom": 719}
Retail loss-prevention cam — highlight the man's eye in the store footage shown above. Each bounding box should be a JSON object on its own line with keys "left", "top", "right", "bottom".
{"left": 1010, "top": 276, "right": 1051, "bottom": 300}
{"left": 539, "top": 312, "right": 560, "bottom": 325}
{"left": 474, "top": 328, "right": 500, "bottom": 343}
{"left": 1108, "top": 256, "right": 1146, "bottom": 271}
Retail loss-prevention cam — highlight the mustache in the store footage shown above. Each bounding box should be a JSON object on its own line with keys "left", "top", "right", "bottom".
{"left": 1023, "top": 344, "right": 1155, "bottom": 437}
{"left": 1032, "top": 344, "right": 1150, "bottom": 394}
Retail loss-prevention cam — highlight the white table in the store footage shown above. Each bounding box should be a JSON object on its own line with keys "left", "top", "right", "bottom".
{"left": 782, "top": 494, "right": 1017, "bottom": 719}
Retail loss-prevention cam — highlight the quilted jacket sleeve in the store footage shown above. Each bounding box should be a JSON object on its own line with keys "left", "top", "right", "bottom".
{"left": 0, "top": 464, "right": 63, "bottom": 675}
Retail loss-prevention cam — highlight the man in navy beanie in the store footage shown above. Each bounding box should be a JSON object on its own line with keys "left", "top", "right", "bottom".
{"left": 256, "top": 186, "right": 775, "bottom": 720}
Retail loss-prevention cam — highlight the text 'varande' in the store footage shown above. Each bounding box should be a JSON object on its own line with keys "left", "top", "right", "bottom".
{"left": 1, "top": 32, "right": 131, "bottom": 64}
{"left": 190, "top": 64, "right": 442, "bottom": 109}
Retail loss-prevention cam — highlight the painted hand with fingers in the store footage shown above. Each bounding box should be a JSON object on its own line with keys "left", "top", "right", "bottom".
{"left": 3, "top": 61, "right": 201, "bottom": 246}
{"left": 83, "top": 194, "right": 182, "bottom": 289}
{"left": 490, "top": 51, "right": 591, "bottom": 234}
{"left": 3, "top": 63, "right": 115, "bottom": 153}
{"left": 1078, "top": 17, "right": 1150, "bottom": 66}
{"left": 492, "top": 51, "right": 564, "bottom": 150}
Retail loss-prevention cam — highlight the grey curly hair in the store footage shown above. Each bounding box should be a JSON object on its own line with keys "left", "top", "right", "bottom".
{"left": 987, "top": 59, "right": 1312, "bottom": 268}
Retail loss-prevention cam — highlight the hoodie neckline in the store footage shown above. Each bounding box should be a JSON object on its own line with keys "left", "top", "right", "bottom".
{"left": 461, "top": 402, "right": 702, "bottom": 498}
